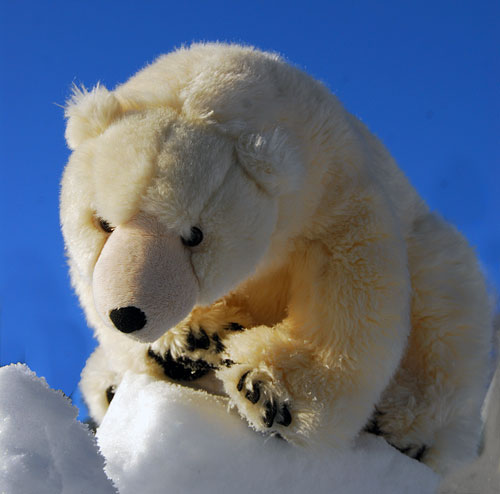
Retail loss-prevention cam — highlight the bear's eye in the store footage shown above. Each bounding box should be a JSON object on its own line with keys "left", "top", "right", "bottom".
{"left": 94, "top": 215, "right": 115, "bottom": 234}
{"left": 181, "top": 226, "right": 203, "bottom": 247}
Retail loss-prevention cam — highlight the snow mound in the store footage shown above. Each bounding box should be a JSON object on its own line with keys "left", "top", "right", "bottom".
{"left": 0, "top": 363, "right": 116, "bottom": 494}
{"left": 0, "top": 364, "right": 442, "bottom": 493}
{"left": 98, "top": 372, "right": 440, "bottom": 494}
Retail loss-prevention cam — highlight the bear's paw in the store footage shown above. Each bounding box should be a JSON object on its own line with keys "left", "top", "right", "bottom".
{"left": 218, "top": 364, "right": 293, "bottom": 433}
{"left": 147, "top": 305, "right": 252, "bottom": 381}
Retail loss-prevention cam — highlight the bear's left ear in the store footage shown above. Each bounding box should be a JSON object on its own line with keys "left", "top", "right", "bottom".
{"left": 235, "top": 128, "right": 305, "bottom": 196}
{"left": 64, "top": 83, "right": 123, "bottom": 150}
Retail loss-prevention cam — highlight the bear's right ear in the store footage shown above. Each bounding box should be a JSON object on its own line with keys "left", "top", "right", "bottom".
{"left": 235, "top": 127, "right": 305, "bottom": 197}
{"left": 64, "top": 83, "right": 123, "bottom": 150}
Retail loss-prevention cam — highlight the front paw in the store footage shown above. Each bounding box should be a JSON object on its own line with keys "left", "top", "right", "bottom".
{"left": 153, "top": 323, "right": 238, "bottom": 364}
{"left": 148, "top": 317, "right": 245, "bottom": 382}
{"left": 218, "top": 364, "right": 293, "bottom": 433}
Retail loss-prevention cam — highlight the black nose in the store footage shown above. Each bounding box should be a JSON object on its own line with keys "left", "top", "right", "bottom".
{"left": 109, "top": 306, "right": 147, "bottom": 333}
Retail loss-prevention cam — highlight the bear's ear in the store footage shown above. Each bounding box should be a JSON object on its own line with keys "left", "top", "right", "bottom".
{"left": 64, "top": 83, "right": 123, "bottom": 150}
{"left": 235, "top": 128, "right": 305, "bottom": 196}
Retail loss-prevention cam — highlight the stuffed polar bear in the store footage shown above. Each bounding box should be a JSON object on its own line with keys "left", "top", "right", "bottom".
{"left": 60, "top": 43, "right": 493, "bottom": 475}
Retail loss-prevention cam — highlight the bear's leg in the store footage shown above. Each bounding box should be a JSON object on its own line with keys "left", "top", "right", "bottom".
{"left": 367, "top": 213, "right": 493, "bottom": 475}
{"left": 215, "top": 326, "right": 323, "bottom": 441}
{"left": 215, "top": 208, "right": 412, "bottom": 446}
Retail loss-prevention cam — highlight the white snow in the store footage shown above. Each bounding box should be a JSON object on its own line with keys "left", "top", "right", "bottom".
{"left": 11, "top": 363, "right": 491, "bottom": 494}
{"left": 97, "top": 371, "right": 440, "bottom": 494}
{"left": 438, "top": 360, "right": 500, "bottom": 494}
{"left": 0, "top": 364, "right": 116, "bottom": 494}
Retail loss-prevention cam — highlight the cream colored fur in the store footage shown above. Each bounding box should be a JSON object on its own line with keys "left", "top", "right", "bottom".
{"left": 60, "top": 43, "right": 494, "bottom": 476}
{"left": 93, "top": 212, "right": 198, "bottom": 342}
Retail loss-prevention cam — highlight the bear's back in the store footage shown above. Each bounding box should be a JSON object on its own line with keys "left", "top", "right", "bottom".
{"left": 115, "top": 43, "right": 427, "bottom": 237}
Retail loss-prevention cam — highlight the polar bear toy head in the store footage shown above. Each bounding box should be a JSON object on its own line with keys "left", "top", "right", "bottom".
{"left": 60, "top": 47, "right": 315, "bottom": 342}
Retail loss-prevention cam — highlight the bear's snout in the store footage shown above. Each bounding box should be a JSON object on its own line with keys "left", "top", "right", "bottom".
{"left": 109, "top": 306, "right": 147, "bottom": 333}
{"left": 92, "top": 214, "right": 199, "bottom": 342}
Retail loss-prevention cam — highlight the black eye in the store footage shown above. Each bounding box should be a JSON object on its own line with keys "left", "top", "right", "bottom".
{"left": 181, "top": 226, "right": 203, "bottom": 247}
{"left": 95, "top": 216, "right": 115, "bottom": 234}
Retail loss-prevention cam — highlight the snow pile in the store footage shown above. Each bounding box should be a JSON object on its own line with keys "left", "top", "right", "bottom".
{"left": 0, "top": 364, "right": 116, "bottom": 494}
{"left": 0, "top": 363, "right": 442, "bottom": 494}
{"left": 98, "top": 372, "right": 440, "bottom": 494}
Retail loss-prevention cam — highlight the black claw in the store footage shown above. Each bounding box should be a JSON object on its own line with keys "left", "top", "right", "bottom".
{"left": 393, "top": 444, "right": 412, "bottom": 456}
{"left": 245, "top": 381, "right": 261, "bottom": 404}
{"left": 276, "top": 403, "right": 292, "bottom": 427}
{"left": 364, "top": 419, "right": 383, "bottom": 436}
{"left": 186, "top": 330, "right": 196, "bottom": 352}
{"left": 364, "top": 407, "right": 384, "bottom": 436}
{"left": 237, "top": 371, "right": 250, "bottom": 392}
{"left": 196, "top": 329, "right": 210, "bottom": 349}
{"left": 414, "top": 445, "right": 428, "bottom": 462}
{"left": 147, "top": 349, "right": 213, "bottom": 381}
{"left": 263, "top": 400, "right": 278, "bottom": 428}
{"left": 105, "top": 385, "right": 116, "bottom": 405}
{"left": 211, "top": 333, "right": 225, "bottom": 353}
{"left": 187, "top": 328, "right": 210, "bottom": 351}
{"left": 226, "top": 322, "right": 244, "bottom": 331}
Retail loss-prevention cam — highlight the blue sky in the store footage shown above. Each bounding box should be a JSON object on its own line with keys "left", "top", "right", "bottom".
{"left": 1, "top": 0, "right": 498, "bottom": 417}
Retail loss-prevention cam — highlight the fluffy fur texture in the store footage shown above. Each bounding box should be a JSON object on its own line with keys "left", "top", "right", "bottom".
{"left": 61, "top": 43, "right": 494, "bottom": 476}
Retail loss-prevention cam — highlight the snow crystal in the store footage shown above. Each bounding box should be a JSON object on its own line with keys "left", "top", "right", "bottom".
{"left": 98, "top": 371, "right": 440, "bottom": 494}
{"left": 0, "top": 363, "right": 116, "bottom": 494}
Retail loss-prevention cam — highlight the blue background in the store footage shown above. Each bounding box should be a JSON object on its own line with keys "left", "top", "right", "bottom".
{"left": 1, "top": 0, "right": 498, "bottom": 418}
